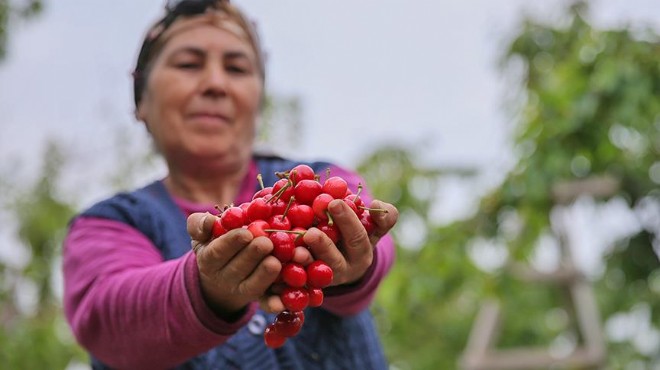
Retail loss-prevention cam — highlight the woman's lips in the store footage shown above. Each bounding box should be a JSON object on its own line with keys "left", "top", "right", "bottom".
{"left": 187, "top": 113, "right": 231, "bottom": 126}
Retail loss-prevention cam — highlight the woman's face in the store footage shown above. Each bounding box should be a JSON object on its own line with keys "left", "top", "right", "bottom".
{"left": 137, "top": 22, "right": 263, "bottom": 172}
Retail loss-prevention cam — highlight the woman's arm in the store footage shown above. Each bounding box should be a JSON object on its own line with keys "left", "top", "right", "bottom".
{"left": 63, "top": 217, "right": 256, "bottom": 369}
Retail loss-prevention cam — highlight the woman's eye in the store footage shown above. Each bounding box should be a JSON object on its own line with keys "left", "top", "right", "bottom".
{"left": 227, "top": 65, "right": 248, "bottom": 74}
{"left": 176, "top": 62, "right": 201, "bottom": 70}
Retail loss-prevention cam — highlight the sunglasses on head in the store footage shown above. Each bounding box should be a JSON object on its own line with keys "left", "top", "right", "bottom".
{"left": 164, "top": 0, "right": 228, "bottom": 13}
{"left": 155, "top": 0, "right": 234, "bottom": 38}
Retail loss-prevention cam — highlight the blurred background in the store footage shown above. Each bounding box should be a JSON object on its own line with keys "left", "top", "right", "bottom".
{"left": 1, "top": 0, "right": 659, "bottom": 369}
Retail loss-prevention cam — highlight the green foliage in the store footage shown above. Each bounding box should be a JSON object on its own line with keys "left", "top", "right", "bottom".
{"left": 0, "top": 307, "right": 87, "bottom": 369}
{"left": 498, "top": 5, "right": 660, "bottom": 362}
{"left": 362, "top": 1, "right": 660, "bottom": 369}
{"left": 357, "top": 146, "right": 483, "bottom": 369}
{"left": 0, "top": 142, "right": 88, "bottom": 369}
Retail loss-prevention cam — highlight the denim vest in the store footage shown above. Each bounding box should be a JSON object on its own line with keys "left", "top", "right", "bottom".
{"left": 80, "top": 155, "right": 388, "bottom": 370}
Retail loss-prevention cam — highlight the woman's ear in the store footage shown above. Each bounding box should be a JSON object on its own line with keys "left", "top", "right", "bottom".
{"left": 135, "top": 103, "right": 146, "bottom": 122}
{"left": 134, "top": 103, "right": 153, "bottom": 134}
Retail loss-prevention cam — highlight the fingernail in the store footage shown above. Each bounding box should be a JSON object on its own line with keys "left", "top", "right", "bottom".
{"left": 200, "top": 214, "right": 210, "bottom": 232}
{"left": 329, "top": 200, "right": 344, "bottom": 215}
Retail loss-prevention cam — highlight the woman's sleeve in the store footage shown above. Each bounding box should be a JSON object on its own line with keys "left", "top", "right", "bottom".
{"left": 62, "top": 217, "right": 257, "bottom": 369}
{"left": 318, "top": 164, "right": 396, "bottom": 316}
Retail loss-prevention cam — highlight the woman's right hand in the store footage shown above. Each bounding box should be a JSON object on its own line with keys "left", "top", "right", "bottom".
{"left": 187, "top": 212, "right": 283, "bottom": 319}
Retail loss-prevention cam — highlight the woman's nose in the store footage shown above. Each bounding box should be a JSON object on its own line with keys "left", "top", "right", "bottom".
{"left": 199, "top": 64, "right": 228, "bottom": 97}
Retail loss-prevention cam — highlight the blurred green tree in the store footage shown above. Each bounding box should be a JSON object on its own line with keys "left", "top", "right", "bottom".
{"left": 0, "top": 2, "right": 89, "bottom": 368}
{"left": 0, "top": 142, "right": 88, "bottom": 369}
{"left": 363, "top": 1, "right": 660, "bottom": 369}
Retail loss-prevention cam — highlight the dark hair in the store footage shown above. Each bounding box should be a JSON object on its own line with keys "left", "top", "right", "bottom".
{"left": 132, "top": 0, "right": 264, "bottom": 108}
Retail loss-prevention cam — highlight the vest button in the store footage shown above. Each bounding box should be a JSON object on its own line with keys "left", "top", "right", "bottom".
{"left": 247, "top": 313, "right": 267, "bottom": 335}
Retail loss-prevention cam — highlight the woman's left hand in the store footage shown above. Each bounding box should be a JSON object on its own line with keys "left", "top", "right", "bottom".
{"left": 304, "top": 198, "right": 398, "bottom": 286}
{"left": 259, "top": 198, "right": 398, "bottom": 313}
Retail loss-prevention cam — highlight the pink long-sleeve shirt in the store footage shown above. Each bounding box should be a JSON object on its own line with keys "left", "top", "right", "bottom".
{"left": 62, "top": 160, "right": 395, "bottom": 369}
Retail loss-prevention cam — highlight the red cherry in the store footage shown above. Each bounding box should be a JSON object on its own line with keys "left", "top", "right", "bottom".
{"left": 281, "top": 262, "right": 307, "bottom": 288}
{"left": 273, "top": 310, "right": 304, "bottom": 337}
{"left": 268, "top": 214, "right": 291, "bottom": 231}
{"left": 289, "top": 164, "right": 316, "bottom": 185}
{"left": 287, "top": 204, "right": 315, "bottom": 229}
{"left": 269, "top": 232, "right": 295, "bottom": 263}
{"left": 322, "top": 176, "right": 348, "bottom": 199}
{"left": 312, "top": 193, "right": 334, "bottom": 221}
{"left": 306, "top": 260, "right": 333, "bottom": 289}
{"left": 359, "top": 210, "right": 375, "bottom": 235}
{"left": 264, "top": 323, "right": 287, "bottom": 348}
{"left": 220, "top": 206, "right": 246, "bottom": 230}
{"left": 253, "top": 186, "right": 273, "bottom": 200}
{"left": 345, "top": 194, "right": 364, "bottom": 211}
{"left": 272, "top": 178, "right": 294, "bottom": 202}
{"left": 246, "top": 197, "right": 273, "bottom": 222}
{"left": 280, "top": 286, "right": 310, "bottom": 312}
{"left": 308, "top": 287, "right": 324, "bottom": 307}
{"left": 294, "top": 310, "right": 305, "bottom": 325}
{"left": 211, "top": 217, "right": 227, "bottom": 238}
{"left": 293, "top": 180, "right": 323, "bottom": 206}
{"left": 342, "top": 197, "right": 359, "bottom": 215}
{"left": 290, "top": 227, "right": 307, "bottom": 247}
{"left": 317, "top": 221, "right": 340, "bottom": 244}
{"left": 247, "top": 220, "right": 270, "bottom": 238}
{"left": 270, "top": 199, "right": 288, "bottom": 215}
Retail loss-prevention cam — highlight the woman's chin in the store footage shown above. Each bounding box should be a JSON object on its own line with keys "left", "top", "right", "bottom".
{"left": 182, "top": 145, "right": 248, "bottom": 167}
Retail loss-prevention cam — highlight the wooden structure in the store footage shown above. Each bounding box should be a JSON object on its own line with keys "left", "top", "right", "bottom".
{"left": 460, "top": 176, "right": 619, "bottom": 370}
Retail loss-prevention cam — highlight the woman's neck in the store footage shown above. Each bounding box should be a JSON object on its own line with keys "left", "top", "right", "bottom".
{"left": 164, "top": 160, "right": 251, "bottom": 206}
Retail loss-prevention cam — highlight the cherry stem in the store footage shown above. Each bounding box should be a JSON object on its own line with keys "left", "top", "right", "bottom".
{"left": 282, "top": 196, "right": 295, "bottom": 219}
{"left": 355, "top": 183, "right": 363, "bottom": 197}
{"left": 266, "top": 180, "right": 292, "bottom": 204}
{"left": 264, "top": 229, "right": 306, "bottom": 237}
{"left": 257, "top": 174, "right": 265, "bottom": 190}
{"left": 352, "top": 183, "right": 364, "bottom": 204}
{"left": 359, "top": 206, "right": 389, "bottom": 213}
{"left": 326, "top": 212, "right": 334, "bottom": 226}
{"left": 214, "top": 204, "right": 228, "bottom": 215}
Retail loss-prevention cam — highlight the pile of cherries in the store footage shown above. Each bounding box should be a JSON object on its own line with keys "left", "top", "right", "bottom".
{"left": 210, "top": 164, "right": 378, "bottom": 348}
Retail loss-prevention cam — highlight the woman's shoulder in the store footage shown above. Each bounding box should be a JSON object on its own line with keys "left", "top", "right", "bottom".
{"left": 75, "top": 180, "right": 168, "bottom": 222}
{"left": 252, "top": 150, "right": 343, "bottom": 173}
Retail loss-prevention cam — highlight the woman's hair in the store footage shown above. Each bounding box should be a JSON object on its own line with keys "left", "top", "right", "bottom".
{"left": 132, "top": 0, "right": 265, "bottom": 108}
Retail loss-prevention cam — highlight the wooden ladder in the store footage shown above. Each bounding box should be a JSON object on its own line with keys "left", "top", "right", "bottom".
{"left": 460, "top": 176, "right": 618, "bottom": 370}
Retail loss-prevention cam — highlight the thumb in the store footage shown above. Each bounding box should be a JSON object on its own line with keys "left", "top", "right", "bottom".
{"left": 186, "top": 212, "right": 216, "bottom": 242}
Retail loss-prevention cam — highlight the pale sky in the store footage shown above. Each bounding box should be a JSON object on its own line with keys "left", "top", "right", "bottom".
{"left": 0, "top": 0, "right": 658, "bottom": 232}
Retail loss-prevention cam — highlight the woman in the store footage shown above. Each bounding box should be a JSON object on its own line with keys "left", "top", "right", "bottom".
{"left": 62, "top": 1, "right": 398, "bottom": 369}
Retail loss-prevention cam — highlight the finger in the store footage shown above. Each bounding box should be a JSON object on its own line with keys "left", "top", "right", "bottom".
{"left": 303, "top": 227, "right": 344, "bottom": 268}
{"left": 259, "top": 294, "right": 285, "bottom": 314}
{"left": 368, "top": 200, "right": 399, "bottom": 244}
{"left": 235, "top": 251, "right": 282, "bottom": 296}
{"left": 187, "top": 212, "right": 217, "bottom": 243}
{"left": 229, "top": 245, "right": 282, "bottom": 293}
{"left": 328, "top": 199, "right": 372, "bottom": 261}
{"left": 291, "top": 246, "right": 313, "bottom": 266}
{"left": 197, "top": 228, "right": 253, "bottom": 271}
